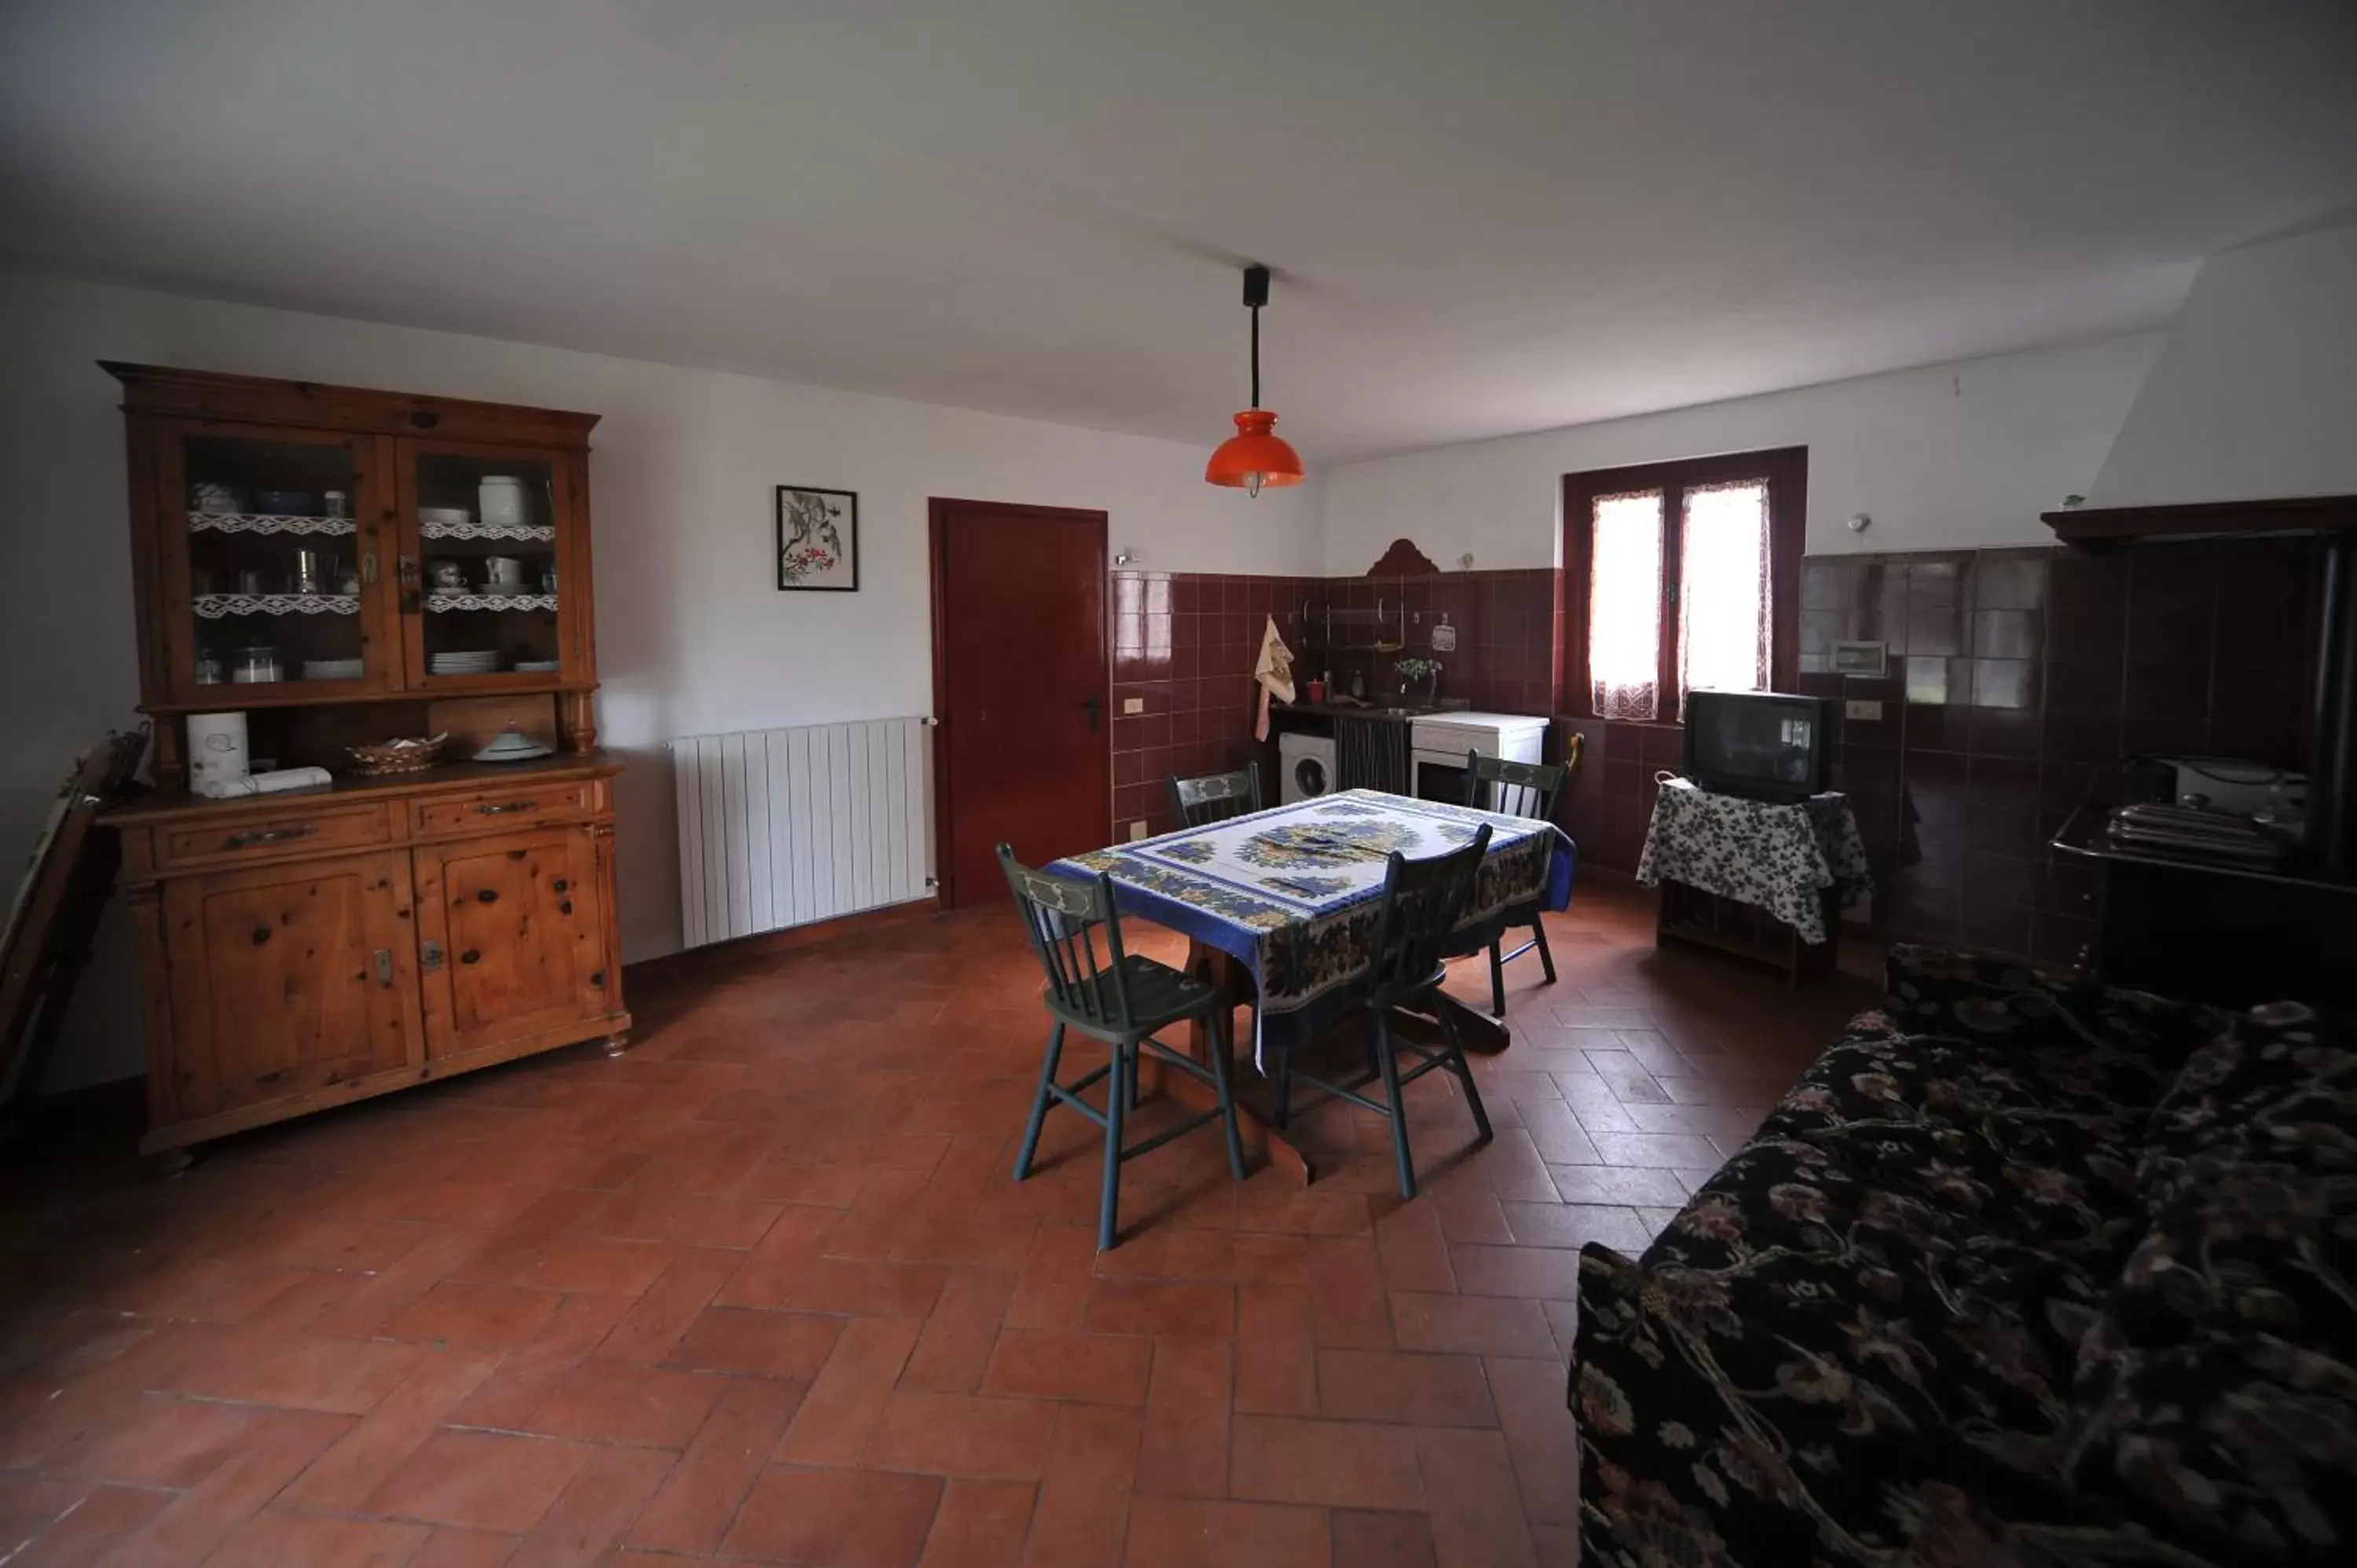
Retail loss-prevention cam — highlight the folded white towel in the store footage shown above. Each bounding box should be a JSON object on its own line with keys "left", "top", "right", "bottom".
{"left": 197, "top": 766, "right": 333, "bottom": 800}
{"left": 1252, "top": 615, "right": 1296, "bottom": 742}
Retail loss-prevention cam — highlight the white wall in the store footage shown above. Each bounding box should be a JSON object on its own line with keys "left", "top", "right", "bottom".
{"left": 1320, "top": 332, "right": 2162, "bottom": 573}
{"left": 0, "top": 273, "right": 1321, "bottom": 1089}
{"left": 2093, "top": 218, "right": 2357, "bottom": 507}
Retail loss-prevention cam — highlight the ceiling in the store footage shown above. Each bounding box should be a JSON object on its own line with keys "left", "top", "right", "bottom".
{"left": 5, "top": 1, "right": 2355, "bottom": 463}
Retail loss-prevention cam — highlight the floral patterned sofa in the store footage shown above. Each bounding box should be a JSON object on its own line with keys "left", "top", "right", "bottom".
{"left": 1571, "top": 946, "right": 2356, "bottom": 1566}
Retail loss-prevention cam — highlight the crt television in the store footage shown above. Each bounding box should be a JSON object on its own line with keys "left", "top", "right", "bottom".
{"left": 1681, "top": 691, "right": 1833, "bottom": 801}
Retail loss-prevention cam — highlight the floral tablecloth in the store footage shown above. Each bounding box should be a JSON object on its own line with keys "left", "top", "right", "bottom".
{"left": 1055, "top": 789, "right": 1576, "bottom": 1065}
{"left": 1635, "top": 779, "right": 1871, "bottom": 945}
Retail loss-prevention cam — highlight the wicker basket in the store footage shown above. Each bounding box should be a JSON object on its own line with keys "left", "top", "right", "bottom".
{"left": 347, "top": 734, "right": 449, "bottom": 776}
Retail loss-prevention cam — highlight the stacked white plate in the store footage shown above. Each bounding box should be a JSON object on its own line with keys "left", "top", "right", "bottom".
{"left": 302, "top": 658, "right": 365, "bottom": 681}
{"left": 419, "top": 506, "right": 471, "bottom": 528}
{"left": 430, "top": 650, "right": 500, "bottom": 676}
{"left": 512, "top": 660, "right": 561, "bottom": 673}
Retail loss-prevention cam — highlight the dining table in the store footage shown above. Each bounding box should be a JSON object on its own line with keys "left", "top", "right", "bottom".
{"left": 1050, "top": 788, "right": 1578, "bottom": 1183}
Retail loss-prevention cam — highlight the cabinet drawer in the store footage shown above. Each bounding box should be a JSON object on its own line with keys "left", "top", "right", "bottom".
{"left": 411, "top": 781, "right": 597, "bottom": 838}
{"left": 159, "top": 804, "right": 393, "bottom": 869}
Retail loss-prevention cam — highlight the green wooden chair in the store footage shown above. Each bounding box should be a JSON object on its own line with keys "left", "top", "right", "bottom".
{"left": 1463, "top": 744, "right": 1574, "bottom": 1016}
{"left": 1270, "top": 824, "right": 1494, "bottom": 1200}
{"left": 999, "top": 844, "right": 1248, "bottom": 1251}
{"left": 1168, "top": 762, "right": 1261, "bottom": 828}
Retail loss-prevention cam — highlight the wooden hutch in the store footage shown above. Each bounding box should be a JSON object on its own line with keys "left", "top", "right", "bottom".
{"left": 98, "top": 364, "right": 630, "bottom": 1160}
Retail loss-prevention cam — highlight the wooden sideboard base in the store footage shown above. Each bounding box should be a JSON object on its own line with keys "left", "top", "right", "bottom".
{"left": 138, "top": 1008, "right": 632, "bottom": 1156}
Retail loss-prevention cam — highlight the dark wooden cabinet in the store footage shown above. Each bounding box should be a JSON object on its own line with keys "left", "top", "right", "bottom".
{"left": 101, "top": 365, "right": 629, "bottom": 1157}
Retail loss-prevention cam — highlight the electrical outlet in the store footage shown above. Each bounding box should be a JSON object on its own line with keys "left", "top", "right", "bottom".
{"left": 1846, "top": 699, "right": 1884, "bottom": 722}
{"left": 1128, "top": 820, "right": 1149, "bottom": 841}
{"left": 1123, "top": 696, "right": 1145, "bottom": 715}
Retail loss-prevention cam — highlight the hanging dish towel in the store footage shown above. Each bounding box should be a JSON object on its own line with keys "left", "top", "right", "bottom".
{"left": 1252, "top": 615, "right": 1296, "bottom": 742}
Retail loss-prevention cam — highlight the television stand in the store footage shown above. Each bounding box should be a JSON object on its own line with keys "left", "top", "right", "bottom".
{"left": 1637, "top": 778, "right": 1871, "bottom": 987}
{"left": 1656, "top": 878, "right": 1842, "bottom": 986}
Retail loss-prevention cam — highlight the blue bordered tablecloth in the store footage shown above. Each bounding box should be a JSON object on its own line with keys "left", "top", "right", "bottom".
{"left": 1053, "top": 789, "right": 1577, "bottom": 1067}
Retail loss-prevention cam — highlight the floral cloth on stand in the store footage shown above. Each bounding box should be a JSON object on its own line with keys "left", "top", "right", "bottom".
{"left": 1635, "top": 778, "right": 1871, "bottom": 944}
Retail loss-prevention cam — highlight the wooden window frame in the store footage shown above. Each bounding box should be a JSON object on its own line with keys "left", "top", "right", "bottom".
{"left": 1561, "top": 446, "right": 1808, "bottom": 724}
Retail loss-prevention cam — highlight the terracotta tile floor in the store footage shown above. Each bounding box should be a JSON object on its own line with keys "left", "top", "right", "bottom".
{"left": 0, "top": 879, "right": 1873, "bottom": 1566}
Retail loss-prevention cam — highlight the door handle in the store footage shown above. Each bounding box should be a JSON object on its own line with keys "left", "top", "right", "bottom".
{"left": 225, "top": 825, "right": 317, "bottom": 849}
{"left": 398, "top": 555, "right": 420, "bottom": 614}
{"left": 1082, "top": 693, "right": 1102, "bottom": 732}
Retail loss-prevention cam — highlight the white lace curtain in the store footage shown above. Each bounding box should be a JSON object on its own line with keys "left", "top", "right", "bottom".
{"left": 1587, "top": 478, "right": 1771, "bottom": 722}
{"left": 1588, "top": 489, "right": 1663, "bottom": 720}
{"left": 1678, "top": 478, "right": 1771, "bottom": 702}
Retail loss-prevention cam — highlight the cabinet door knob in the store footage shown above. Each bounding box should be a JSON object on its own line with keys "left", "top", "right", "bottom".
{"left": 475, "top": 888, "right": 498, "bottom": 903}
{"left": 227, "top": 825, "right": 317, "bottom": 849}
{"left": 559, "top": 899, "right": 574, "bottom": 915}
{"left": 251, "top": 927, "right": 271, "bottom": 946}
{"left": 552, "top": 878, "right": 569, "bottom": 893}
{"left": 460, "top": 949, "right": 481, "bottom": 965}
{"left": 590, "top": 969, "right": 607, "bottom": 987}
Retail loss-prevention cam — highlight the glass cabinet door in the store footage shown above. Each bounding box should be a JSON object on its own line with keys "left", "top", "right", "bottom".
{"left": 401, "top": 441, "right": 574, "bottom": 687}
{"left": 162, "top": 423, "right": 387, "bottom": 700}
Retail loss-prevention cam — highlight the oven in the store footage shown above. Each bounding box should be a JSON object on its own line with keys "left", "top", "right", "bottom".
{"left": 1409, "top": 713, "right": 1549, "bottom": 808}
{"left": 1411, "top": 750, "right": 1473, "bottom": 805}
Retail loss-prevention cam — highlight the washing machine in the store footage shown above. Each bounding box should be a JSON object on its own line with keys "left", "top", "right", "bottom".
{"left": 1278, "top": 731, "right": 1337, "bottom": 804}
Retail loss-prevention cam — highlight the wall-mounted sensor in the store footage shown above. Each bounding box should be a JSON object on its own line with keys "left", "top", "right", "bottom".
{"left": 1846, "top": 513, "right": 1871, "bottom": 533}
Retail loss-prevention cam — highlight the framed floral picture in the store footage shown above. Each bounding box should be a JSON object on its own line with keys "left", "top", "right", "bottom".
{"left": 776, "top": 485, "right": 858, "bottom": 591}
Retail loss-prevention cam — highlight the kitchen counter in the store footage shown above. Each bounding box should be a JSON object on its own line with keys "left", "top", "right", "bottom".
{"left": 1274, "top": 699, "right": 1450, "bottom": 722}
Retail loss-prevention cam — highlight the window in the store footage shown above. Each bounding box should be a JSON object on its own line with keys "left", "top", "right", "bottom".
{"left": 1563, "top": 448, "right": 1805, "bottom": 722}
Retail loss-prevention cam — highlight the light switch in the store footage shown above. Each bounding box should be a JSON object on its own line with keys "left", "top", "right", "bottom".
{"left": 1128, "top": 820, "right": 1149, "bottom": 841}
{"left": 1846, "top": 699, "right": 1884, "bottom": 722}
{"left": 1123, "top": 696, "right": 1145, "bottom": 715}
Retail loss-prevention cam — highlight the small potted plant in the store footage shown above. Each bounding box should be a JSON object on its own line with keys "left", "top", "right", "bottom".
{"left": 1394, "top": 656, "right": 1442, "bottom": 703}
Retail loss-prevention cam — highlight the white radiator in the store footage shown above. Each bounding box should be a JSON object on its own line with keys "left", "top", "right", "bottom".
{"left": 669, "top": 717, "right": 934, "bottom": 949}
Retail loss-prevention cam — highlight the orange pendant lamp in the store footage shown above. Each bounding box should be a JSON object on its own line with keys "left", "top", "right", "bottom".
{"left": 1205, "top": 263, "right": 1304, "bottom": 497}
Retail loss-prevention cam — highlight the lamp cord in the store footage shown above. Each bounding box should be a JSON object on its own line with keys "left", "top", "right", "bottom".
{"left": 1250, "top": 305, "right": 1261, "bottom": 411}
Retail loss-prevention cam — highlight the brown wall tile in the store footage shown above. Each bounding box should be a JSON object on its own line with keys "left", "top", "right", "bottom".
{"left": 1794, "top": 539, "right": 2320, "bottom": 965}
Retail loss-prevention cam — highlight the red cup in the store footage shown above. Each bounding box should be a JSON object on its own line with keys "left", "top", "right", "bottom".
{"left": 1304, "top": 680, "right": 1326, "bottom": 703}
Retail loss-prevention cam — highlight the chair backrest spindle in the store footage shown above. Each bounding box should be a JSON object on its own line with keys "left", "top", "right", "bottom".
{"left": 1464, "top": 750, "right": 1569, "bottom": 823}
{"left": 1365, "top": 823, "right": 1492, "bottom": 1001}
{"left": 999, "top": 844, "right": 1134, "bottom": 1031}
{"left": 1169, "top": 762, "right": 1263, "bottom": 829}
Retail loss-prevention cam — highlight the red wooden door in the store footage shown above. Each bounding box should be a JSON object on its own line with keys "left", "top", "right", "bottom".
{"left": 932, "top": 499, "right": 1110, "bottom": 907}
